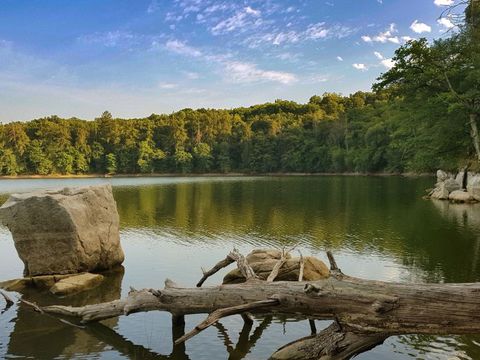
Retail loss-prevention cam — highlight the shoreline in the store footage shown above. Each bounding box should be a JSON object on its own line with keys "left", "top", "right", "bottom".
{"left": 0, "top": 172, "right": 434, "bottom": 180}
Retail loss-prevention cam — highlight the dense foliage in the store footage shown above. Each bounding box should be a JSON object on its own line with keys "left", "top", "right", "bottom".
{"left": 0, "top": 2, "right": 478, "bottom": 176}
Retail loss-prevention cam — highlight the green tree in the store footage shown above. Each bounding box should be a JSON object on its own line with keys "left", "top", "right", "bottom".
{"left": 106, "top": 153, "right": 117, "bottom": 174}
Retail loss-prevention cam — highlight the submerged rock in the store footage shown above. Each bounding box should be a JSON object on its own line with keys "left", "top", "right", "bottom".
{"left": 0, "top": 185, "right": 124, "bottom": 276}
{"left": 50, "top": 273, "right": 104, "bottom": 296}
{"left": 223, "top": 249, "right": 329, "bottom": 284}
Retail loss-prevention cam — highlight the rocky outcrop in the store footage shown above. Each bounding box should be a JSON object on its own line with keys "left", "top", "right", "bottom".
{"left": 429, "top": 169, "right": 480, "bottom": 203}
{"left": 223, "top": 249, "right": 330, "bottom": 284}
{"left": 0, "top": 185, "right": 124, "bottom": 276}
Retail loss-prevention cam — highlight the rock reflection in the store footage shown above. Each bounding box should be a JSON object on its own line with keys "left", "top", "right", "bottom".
{"left": 7, "top": 267, "right": 125, "bottom": 359}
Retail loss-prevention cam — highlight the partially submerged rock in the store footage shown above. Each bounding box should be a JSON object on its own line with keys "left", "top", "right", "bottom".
{"left": 223, "top": 249, "right": 329, "bottom": 284}
{"left": 50, "top": 273, "right": 104, "bottom": 296}
{"left": 0, "top": 184, "right": 124, "bottom": 276}
{"left": 0, "top": 272, "right": 105, "bottom": 295}
{"left": 429, "top": 169, "right": 480, "bottom": 203}
{"left": 449, "top": 190, "right": 475, "bottom": 203}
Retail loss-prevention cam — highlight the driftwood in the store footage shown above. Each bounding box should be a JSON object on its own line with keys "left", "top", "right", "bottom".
{"left": 8, "top": 249, "right": 480, "bottom": 360}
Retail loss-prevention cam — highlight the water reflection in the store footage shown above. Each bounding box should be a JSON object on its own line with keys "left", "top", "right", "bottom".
{"left": 6, "top": 268, "right": 124, "bottom": 359}
{"left": 1, "top": 176, "right": 480, "bottom": 359}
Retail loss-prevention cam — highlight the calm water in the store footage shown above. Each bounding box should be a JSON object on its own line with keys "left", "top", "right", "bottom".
{"left": 1, "top": 176, "right": 480, "bottom": 360}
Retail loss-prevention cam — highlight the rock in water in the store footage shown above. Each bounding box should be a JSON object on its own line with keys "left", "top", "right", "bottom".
{"left": 449, "top": 190, "right": 474, "bottom": 203}
{"left": 0, "top": 185, "right": 124, "bottom": 276}
{"left": 223, "top": 249, "right": 329, "bottom": 284}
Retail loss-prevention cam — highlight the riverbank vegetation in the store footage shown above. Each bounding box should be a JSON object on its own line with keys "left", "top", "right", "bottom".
{"left": 0, "top": 2, "right": 478, "bottom": 176}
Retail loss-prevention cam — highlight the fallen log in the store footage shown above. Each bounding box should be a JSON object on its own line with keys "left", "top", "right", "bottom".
{"left": 11, "top": 250, "right": 480, "bottom": 359}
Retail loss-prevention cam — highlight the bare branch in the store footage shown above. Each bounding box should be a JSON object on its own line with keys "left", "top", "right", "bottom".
{"left": 175, "top": 299, "right": 279, "bottom": 345}
{"left": 197, "top": 254, "right": 235, "bottom": 287}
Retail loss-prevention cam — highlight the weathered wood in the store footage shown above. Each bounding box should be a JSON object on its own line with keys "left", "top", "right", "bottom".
{"left": 31, "top": 274, "right": 480, "bottom": 336}
{"left": 267, "top": 249, "right": 289, "bottom": 282}
{"left": 14, "top": 250, "right": 480, "bottom": 359}
{"left": 196, "top": 255, "right": 235, "bottom": 287}
{"left": 270, "top": 323, "right": 387, "bottom": 360}
{"left": 0, "top": 290, "right": 14, "bottom": 314}
{"left": 298, "top": 252, "right": 305, "bottom": 282}
{"left": 229, "top": 249, "right": 258, "bottom": 281}
{"left": 175, "top": 299, "right": 279, "bottom": 345}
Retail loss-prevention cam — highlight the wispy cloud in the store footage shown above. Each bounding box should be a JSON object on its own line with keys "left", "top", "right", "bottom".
{"left": 164, "top": 38, "right": 297, "bottom": 84}
{"left": 78, "top": 31, "right": 141, "bottom": 48}
{"left": 245, "top": 23, "right": 354, "bottom": 48}
{"left": 165, "top": 39, "right": 202, "bottom": 57}
{"left": 210, "top": 6, "right": 262, "bottom": 35}
{"left": 353, "top": 63, "right": 367, "bottom": 71}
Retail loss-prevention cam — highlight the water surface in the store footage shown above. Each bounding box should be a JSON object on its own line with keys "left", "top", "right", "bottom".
{"left": 1, "top": 176, "right": 480, "bottom": 359}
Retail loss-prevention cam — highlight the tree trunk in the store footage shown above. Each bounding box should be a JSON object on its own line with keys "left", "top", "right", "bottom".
{"left": 469, "top": 113, "right": 480, "bottom": 161}
{"left": 10, "top": 251, "right": 480, "bottom": 359}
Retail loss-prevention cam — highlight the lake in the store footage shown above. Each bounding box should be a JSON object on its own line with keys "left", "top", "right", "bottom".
{"left": 1, "top": 176, "right": 480, "bottom": 360}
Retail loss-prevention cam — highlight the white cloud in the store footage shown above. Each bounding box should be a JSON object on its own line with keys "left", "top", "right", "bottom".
{"left": 434, "top": 0, "right": 454, "bottom": 6}
{"left": 361, "top": 23, "right": 404, "bottom": 44}
{"left": 353, "top": 63, "right": 367, "bottom": 71}
{"left": 401, "top": 36, "right": 415, "bottom": 42}
{"left": 381, "top": 58, "right": 395, "bottom": 69}
{"left": 336, "top": 56, "right": 344, "bottom": 61}
{"left": 374, "top": 51, "right": 384, "bottom": 60}
{"left": 224, "top": 61, "right": 296, "bottom": 84}
{"left": 438, "top": 17, "right": 455, "bottom": 29}
{"left": 165, "top": 40, "right": 202, "bottom": 57}
{"left": 410, "top": 20, "right": 432, "bottom": 33}
{"left": 158, "top": 82, "right": 178, "bottom": 89}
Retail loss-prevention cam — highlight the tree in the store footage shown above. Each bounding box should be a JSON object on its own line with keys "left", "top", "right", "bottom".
{"left": 374, "top": 11, "right": 480, "bottom": 162}
{"left": 193, "top": 143, "right": 212, "bottom": 172}
{"left": 106, "top": 153, "right": 117, "bottom": 175}
{"left": 174, "top": 148, "right": 193, "bottom": 173}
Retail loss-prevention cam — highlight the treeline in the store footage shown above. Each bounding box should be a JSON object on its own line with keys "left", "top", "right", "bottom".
{"left": 0, "top": 1, "right": 478, "bottom": 176}
{"left": 0, "top": 91, "right": 473, "bottom": 176}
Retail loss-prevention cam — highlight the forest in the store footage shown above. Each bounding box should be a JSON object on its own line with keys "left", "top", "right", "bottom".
{"left": 0, "top": 2, "right": 478, "bottom": 176}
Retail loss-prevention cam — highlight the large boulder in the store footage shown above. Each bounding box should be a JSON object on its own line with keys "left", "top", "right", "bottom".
{"left": 444, "top": 178, "right": 461, "bottom": 193}
{"left": 0, "top": 185, "right": 124, "bottom": 276}
{"left": 436, "top": 170, "right": 449, "bottom": 183}
{"left": 430, "top": 183, "right": 450, "bottom": 200}
{"left": 223, "top": 249, "right": 329, "bottom": 284}
{"left": 467, "top": 174, "right": 480, "bottom": 201}
{"left": 449, "top": 190, "right": 475, "bottom": 203}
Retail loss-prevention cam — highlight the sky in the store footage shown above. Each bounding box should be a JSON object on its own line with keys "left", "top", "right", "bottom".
{"left": 0, "top": 0, "right": 459, "bottom": 122}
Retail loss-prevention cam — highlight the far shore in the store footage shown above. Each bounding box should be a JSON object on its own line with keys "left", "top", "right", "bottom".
{"left": 0, "top": 172, "right": 434, "bottom": 180}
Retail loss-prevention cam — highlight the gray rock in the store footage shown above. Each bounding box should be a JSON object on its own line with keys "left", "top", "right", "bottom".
{"left": 449, "top": 190, "right": 474, "bottom": 203}
{"left": 468, "top": 175, "right": 480, "bottom": 200}
{"left": 50, "top": 272, "right": 104, "bottom": 296}
{"left": 0, "top": 185, "right": 124, "bottom": 276}
{"left": 436, "top": 170, "right": 449, "bottom": 183}
{"left": 444, "top": 178, "right": 461, "bottom": 193}
{"left": 430, "top": 183, "right": 449, "bottom": 200}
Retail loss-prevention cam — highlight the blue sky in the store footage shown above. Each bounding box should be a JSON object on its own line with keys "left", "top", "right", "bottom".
{"left": 0, "top": 0, "right": 458, "bottom": 122}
